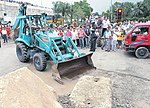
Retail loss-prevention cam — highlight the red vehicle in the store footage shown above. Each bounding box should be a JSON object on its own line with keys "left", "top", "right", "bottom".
{"left": 124, "top": 23, "right": 150, "bottom": 59}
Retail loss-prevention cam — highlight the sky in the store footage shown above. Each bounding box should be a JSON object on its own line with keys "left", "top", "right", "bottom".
{"left": 16, "top": 0, "right": 143, "bottom": 14}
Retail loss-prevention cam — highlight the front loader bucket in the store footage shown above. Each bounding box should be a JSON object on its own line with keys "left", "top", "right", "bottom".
{"left": 51, "top": 53, "right": 96, "bottom": 84}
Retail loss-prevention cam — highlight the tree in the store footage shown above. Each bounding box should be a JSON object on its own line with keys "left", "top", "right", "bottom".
{"left": 52, "top": 1, "right": 65, "bottom": 15}
{"left": 52, "top": 0, "right": 93, "bottom": 24}
{"left": 102, "top": 10, "right": 111, "bottom": 19}
{"left": 142, "top": 0, "right": 150, "bottom": 17}
{"left": 52, "top": 1, "right": 73, "bottom": 23}
{"left": 122, "top": 2, "right": 134, "bottom": 18}
{"left": 132, "top": 2, "right": 144, "bottom": 17}
{"left": 73, "top": 0, "right": 93, "bottom": 23}
{"left": 101, "top": 0, "right": 150, "bottom": 22}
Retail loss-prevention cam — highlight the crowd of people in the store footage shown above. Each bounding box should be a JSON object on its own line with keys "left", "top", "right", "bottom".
{"left": 1, "top": 14, "right": 150, "bottom": 51}
{"left": 51, "top": 16, "right": 145, "bottom": 52}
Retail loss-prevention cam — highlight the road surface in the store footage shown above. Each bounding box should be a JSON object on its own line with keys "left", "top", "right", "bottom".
{"left": 0, "top": 42, "right": 150, "bottom": 107}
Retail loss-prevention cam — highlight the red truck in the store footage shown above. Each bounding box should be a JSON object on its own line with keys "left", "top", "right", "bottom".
{"left": 124, "top": 23, "right": 150, "bottom": 59}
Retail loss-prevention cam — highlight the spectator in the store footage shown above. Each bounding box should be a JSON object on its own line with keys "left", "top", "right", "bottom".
{"left": 53, "top": 27, "right": 59, "bottom": 35}
{"left": 2, "top": 27, "right": 8, "bottom": 43}
{"left": 102, "top": 17, "right": 110, "bottom": 36}
{"left": 112, "top": 31, "right": 118, "bottom": 51}
{"left": 85, "top": 26, "right": 90, "bottom": 48}
{"left": 96, "top": 16, "right": 102, "bottom": 36}
{"left": 78, "top": 26, "right": 85, "bottom": 49}
{"left": 66, "top": 27, "right": 72, "bottom": 38}
{"left": 58, "top": 29, "right": 64, "bottom": 37}
{"left": 90, "top": 29, "right": 98, "bottom": 52}
{"left": 71, "top": 28, "right": 78, "bottom": 45}
{"left": 96, "top": 16, "right": 103, "bottom": 47}
{"left": 101, "top": 27, "right": 111, "bottom": 50}
{"left": 65, "top": 27, "right": 72, "bottom": 46}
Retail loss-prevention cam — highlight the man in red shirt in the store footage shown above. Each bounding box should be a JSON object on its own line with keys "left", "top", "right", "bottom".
{"left": 6, "top": 25, "right": 11, "bottom": 39}
{"left": 78, "top": 26, "right": 86, "bottom": 48}
{"left": 58, "top": 29, "right": 64, "bottom": 37}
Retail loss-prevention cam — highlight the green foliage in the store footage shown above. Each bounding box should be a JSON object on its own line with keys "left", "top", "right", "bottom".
{"left": 102, "top": 0, "right": 150, "bottom": 22}
{"left": 52, "top": 0, "right": 93, "bottom": 24}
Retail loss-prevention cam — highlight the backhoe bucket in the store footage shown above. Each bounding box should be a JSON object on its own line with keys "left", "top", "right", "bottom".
{"left": 52, "top": 53, "right": 95, "bottom": 84}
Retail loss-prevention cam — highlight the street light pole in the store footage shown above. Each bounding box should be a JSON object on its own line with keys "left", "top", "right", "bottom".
{"left": 111, "top": 0, "right": 113, "bottom": 22}
{"left": 41, "top": 0, "right": 42, "bottom": 6}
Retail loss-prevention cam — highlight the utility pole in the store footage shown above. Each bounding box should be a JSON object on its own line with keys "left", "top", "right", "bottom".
{"left": 111, "top": 0, "right": 113, "bottom": 22}
{"left": 41, "top": 0, "right": 42, "bottom": 6}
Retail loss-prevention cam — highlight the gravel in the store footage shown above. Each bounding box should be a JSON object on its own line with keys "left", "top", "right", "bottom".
{"left": 112, "top": 96, "right": 134, "bottom": 108}
{"left": 57, "top": 94, "right": 76, "bottom": 108}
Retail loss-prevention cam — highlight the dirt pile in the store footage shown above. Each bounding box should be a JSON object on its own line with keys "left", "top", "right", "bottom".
{"left": 70, "top": 75, "right": 112, "bottom": 108}
{"left": 0, "top": 67, "right": 62, "bottom": 108}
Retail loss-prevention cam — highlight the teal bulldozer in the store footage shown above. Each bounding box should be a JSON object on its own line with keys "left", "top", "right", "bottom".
{"left": 12, "top": 4, "right": 95, "bottom": 83}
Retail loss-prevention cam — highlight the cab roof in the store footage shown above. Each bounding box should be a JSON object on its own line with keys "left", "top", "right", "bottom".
{"left": 135, "top": 22, "right": 150, "bottom": 26}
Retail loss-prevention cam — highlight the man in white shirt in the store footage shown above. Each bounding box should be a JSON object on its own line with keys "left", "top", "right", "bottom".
{"left": 2, "top": 28, "right": 8, "bottom": 43}
{"left": 102, "top": 17, "right": 110, "bottom": 36}
{"left": 112, "top": 31, "right": 118, "bottom": 51}
{"left": 71, "top": 28, "right": 78, "bottom": 45}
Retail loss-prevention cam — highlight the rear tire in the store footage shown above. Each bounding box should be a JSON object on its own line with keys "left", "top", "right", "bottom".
{"left": 135, "top": 47, "right": 149, "bottom": 59}
{"left": 33, "top": 53, "right": 47, "bottom": 71}
{"left": 16, "top": 43, "right": 30, "bottom": 62}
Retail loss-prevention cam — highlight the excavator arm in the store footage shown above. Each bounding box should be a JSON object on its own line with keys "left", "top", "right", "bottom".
{"left": 11, "top": 3, "right": 27, "bottom": 30}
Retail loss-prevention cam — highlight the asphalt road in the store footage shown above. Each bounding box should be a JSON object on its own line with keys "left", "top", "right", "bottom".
{"left": 0, "top": 43, "right": 29, "bottom": 76}
{"left": 0, "top": 42, "right": 150, "bottom": 108}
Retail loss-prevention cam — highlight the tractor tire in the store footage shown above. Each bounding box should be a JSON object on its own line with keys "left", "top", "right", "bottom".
{"left": 135, "top": 47, "right": 149, "bottom": 59}
{"left": 33, "top": 53, "right": 47, "bottom": 71}
{"left": 16, "top": 43, "right": 30, "bottom": 62}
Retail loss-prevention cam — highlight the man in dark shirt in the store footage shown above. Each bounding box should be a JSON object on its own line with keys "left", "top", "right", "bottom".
{"left": 90, "top": 29, "right": 98, "bottom": 52}
{"left": 96, "top": 16, "right": 102, "bottom": 47}
{"left": 97, "top": 16, "right": 102, "bottom": 35}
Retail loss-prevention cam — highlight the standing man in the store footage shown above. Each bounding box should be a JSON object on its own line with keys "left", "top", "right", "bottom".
{"left": 112, "top": 31, "right": 117, "bottom": 51}
{"left": 90, "top": 29, "right": 98, "bottom": 52}
{"left": 85, "top": 26, "right": 90, "bottom": 48}
{"left": 97, "top": 16, "right": 102, "bottom": 36}
{"left": 78, "top": 26, "right": 85, "bottom": 49}
{"left": 96, "top": 16, "right": 103, "bottom": 47}
{"left": 102, "top": 17, "right": 110, "bottom": 36}
{"left": 101, "top": 27, "right": 111, "bottom": 50}
{"left": 71, "top": 28, "right": 78, "bottom": 45}
{"left": 2, "top": 27, "right": 8, "bottom": 43}
{"left": 6, "top": 25, "right": 11, "bottom": 39}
